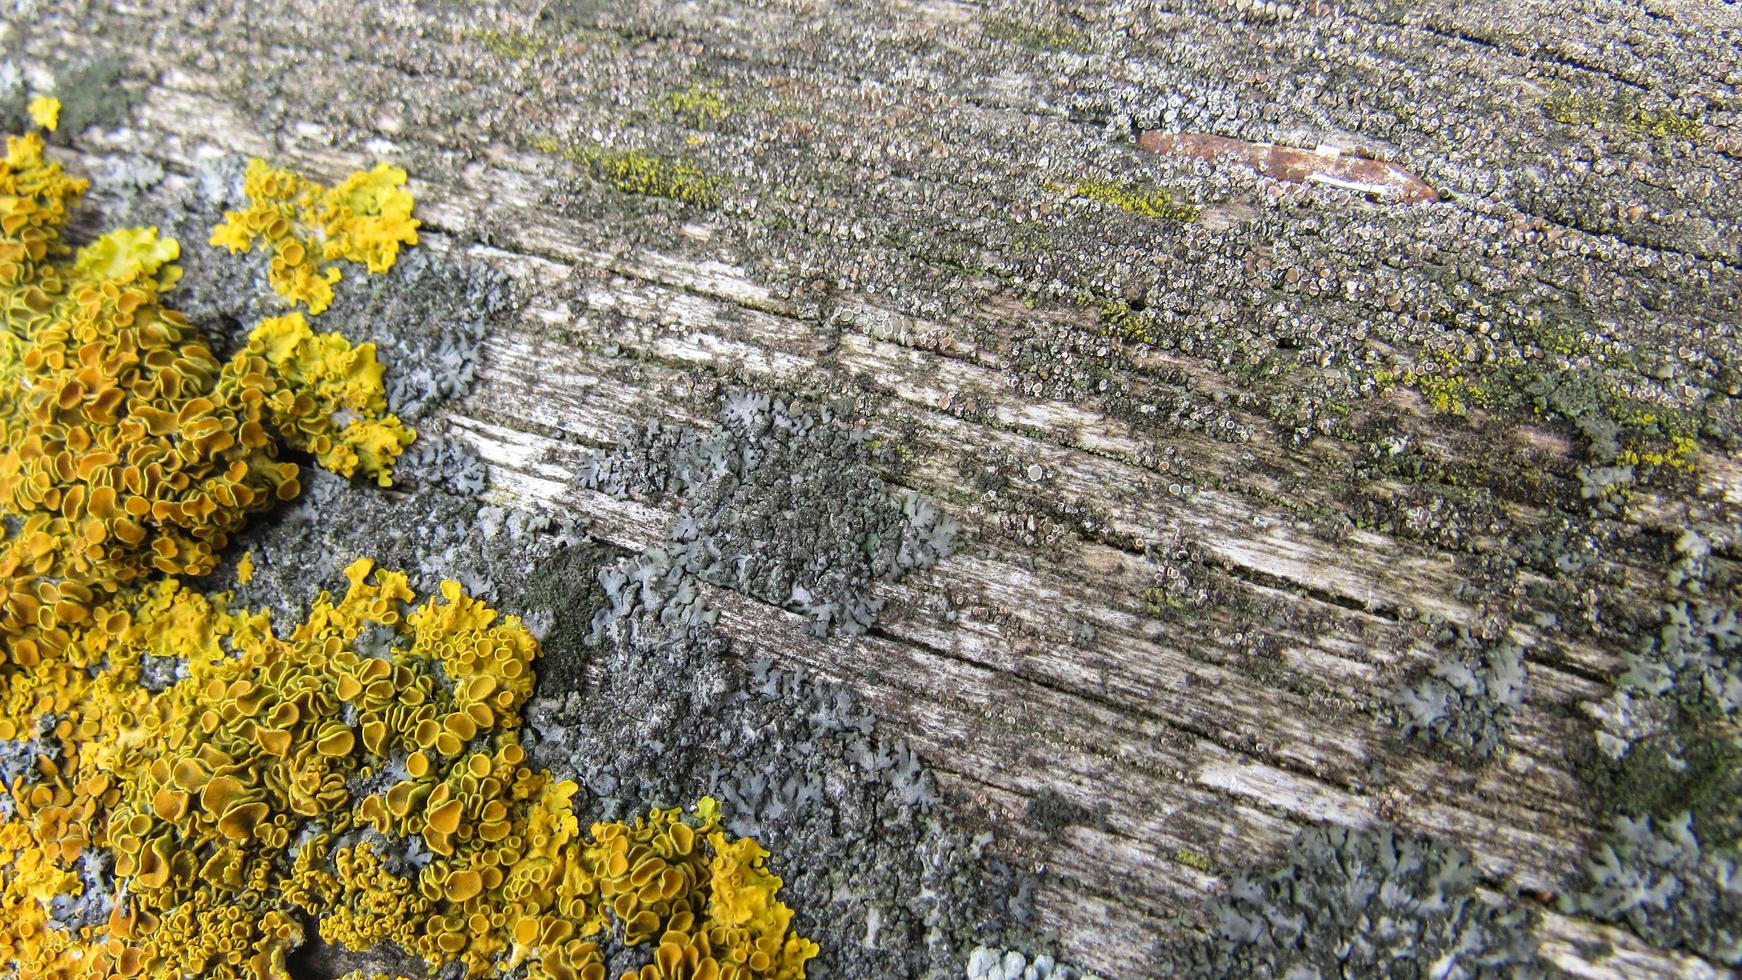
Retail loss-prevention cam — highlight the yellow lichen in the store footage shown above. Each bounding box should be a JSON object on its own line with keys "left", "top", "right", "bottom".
{"left": 73, "top": 226, "right": 182, "bottom": 290}
{"left": 210, "top": 159, "right": 420, "bottom": 314}
{"left": 237, "top": 312, "right": 414, "bottom": 484}
{"left": 1543, "top": 86, "right": 1708, "bottom": 144}
{"left": 665, "top": 85, "right": 734, "bottom": 128}
{"left": 468, "top": 29, "right": 549, "bottom": 61}
{"left": 0, "top": 135, "right": 814, "bottom": 979}
{"left": 27, "top": 97, "right": 59, "bottom": 132}
{"left": 0, "top": 561, "right": 817, "bottom": 979}
{"left": 0, "top": 135, "right": 413, "bottom": 671}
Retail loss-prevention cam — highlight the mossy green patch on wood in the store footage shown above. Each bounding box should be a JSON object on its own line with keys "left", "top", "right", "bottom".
{"left": 664, "top": 84, "right": 734, "bottom": 128}
{"left": 1576, "top": 725, "right": 1742, "bottom": 851}
{"left": 531, "top": 135, "right": 723, "bottom": 207}
{"left": 983, "top": 15, "right": 1094, "bottom": 54}
{"left": 0, "top": 54, "right": 137, "bottom": 139}
{"left": 1173, "top": 847, "right": 1215, "bottom": 874}
{"left": 520, "top": 538, "right": 613, "bottom": 696}
{"left": 46, "top": 55, "right": 134, "bottom": 137}
{"left": 1067, "top": 179, "right": 1200, "bottom": 222}
{"left": 1543, "top": 86, "right": 1707, "bottom": 145}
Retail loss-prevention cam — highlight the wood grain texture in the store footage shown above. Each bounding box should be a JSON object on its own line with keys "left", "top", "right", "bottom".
{"left": 9, "top": 0, "right": 1740, "bottom": 975}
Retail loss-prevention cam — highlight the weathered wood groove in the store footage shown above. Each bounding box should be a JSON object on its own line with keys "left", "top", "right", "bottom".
{"left": 476, "top": 301, "right": 1628, "bottom": 700}
{"left": 449, "top": 313, "right": 1616, "bottom": 797}
{"left": 445, "top": 400, "right": 1595, "bottom": 933}
{"left": 448, "top": 398, "right": 1599, "bottom": 883}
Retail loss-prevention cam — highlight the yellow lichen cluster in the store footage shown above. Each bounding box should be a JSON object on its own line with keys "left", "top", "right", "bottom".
{"left": 0, "top": 559, "right": 816, "bottom": 979}
{"left": 0, "top": 133, "right": 412, "bottom": 674}
{"left": 664, "top": 86, "right": 733, "bottom": 128}
{"left": 210, "top": 159, "right": 420, "bottom": 314}
{"left": 26, "top": 98, "right": 60, "bottom": 133}
{"left": 0, "top": 130, "right": 815, "bottom": 979}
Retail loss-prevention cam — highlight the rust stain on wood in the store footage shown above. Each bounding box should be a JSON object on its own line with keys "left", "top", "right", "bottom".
{"left": 1138, "top": 131, "right": 1441, "bottom": 203}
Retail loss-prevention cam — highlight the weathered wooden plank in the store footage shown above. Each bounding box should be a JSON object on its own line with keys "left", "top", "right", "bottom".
{"left": 10, "top": 1, "right": 1740, "bottom": 975}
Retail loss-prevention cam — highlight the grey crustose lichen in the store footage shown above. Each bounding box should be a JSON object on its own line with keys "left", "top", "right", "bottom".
{"left": 1610, "top": 599, "right": 1742, "bottom": 737}
{"left": 1391, "top": 626, "right": 1529, "bottom": 762}
{"left": 523, "top": 539, "right": 1032, "bottom": 979}
{"left": 1166, "top": 823, "right": 1543, "bottom": 978}
{"left": 1582, "top": 589, "right": 1742, "bottom": 846}
{"left": 1566, "top": 812, "right": 1742, "bottom": 966}
{"left": 579, "top": 388, "right": 959, "bottom": 636}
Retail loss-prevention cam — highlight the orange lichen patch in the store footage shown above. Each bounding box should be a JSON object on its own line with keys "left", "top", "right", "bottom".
{"left": 0, "top": 135, "right": 414, "bottom": 674}
{"left": 0, "top": 135, "right": 812, "bottom": 980}
{"left": 1137, "top": 131, "right": 1441, "bottom": 203}
{"left": 0, "top": 132, "right": 86, "bottom": 270}
{"left": 0, "top": 560, "right": 816, "bottom": 979}
{"left": 426, "top": 796, "right": 464, "bottom": 836}
{"left": 210, "top": 159, "right": 420, "bottom": 314}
